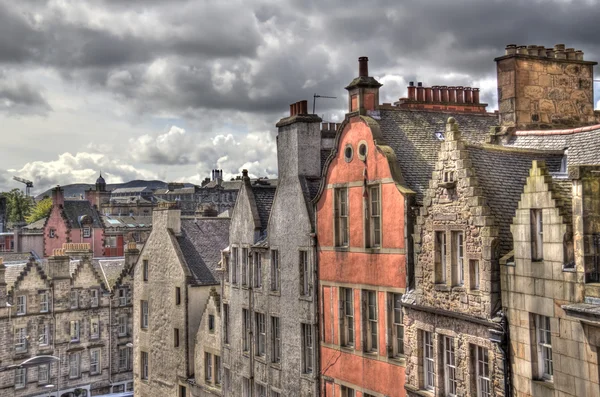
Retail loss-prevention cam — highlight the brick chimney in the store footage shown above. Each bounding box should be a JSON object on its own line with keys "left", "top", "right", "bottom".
{"left": 394, "top": 82, "right": 488, "bottom": 113}
{"left": 124, "top": 241, "right": 140, "bottom": 270}
{"left": 51, "top": 185, "right": 64, "bottom": 207}
{"left": 345, "top": 56, "right": 382, "bottom": 114}
{"left": 495, "top": 43, "right": 597, "bottom": 130}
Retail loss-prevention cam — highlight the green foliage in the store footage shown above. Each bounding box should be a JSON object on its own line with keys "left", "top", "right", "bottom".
{"left": 26, "top": 197, "right": 52, "bottom": 224}
{"left": 2, "top": 189, "right": 32, "bottom": 224}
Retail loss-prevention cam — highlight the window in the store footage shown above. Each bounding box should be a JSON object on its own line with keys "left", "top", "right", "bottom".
{"left": 271, "top": 249, "right": 280, "bottom": 291}
{"left": 141, "top": 351, "right": 149, "bottom": 380}
{"left": 90, "top": 348, "right": 101, "bottom": 375}
{"left": 39, "top": 324, "right": 49, "bottom": 346}
{"left": 390, "top": 293, "right": 404, "bottom": 357}
{"left": 215, "top": 355, "right": 221, "bottom": 385}
{"left": 38, "top": 364, "right": 49, "bottom": 383}
{"left": 470, "top": 260, "right": 480, "bottom": 290}
{"left": 70, "top": 290, "right": 79, "bottom": 309}
{"left": 224, "top": 368, "right": 230, "bottom": 394}
{"left": 90, "top": 289, "right": 99, "bottom": 307}
{"left": 90, "top": 317, "right": 100, "bottom": 339}
{"left": 209, "top": 314, "right": 215, "bottom": 333}
{"left": 444, "top": 336, "right": 457, "bottom": 396}
{"left": 118, "top": 288, "right": 129, "bottom": 306}
{"left": 205, "top": 352, "right": 212, "bottom": 382}
{"left": 15, "top": 367, "right": 26, "bottom": 389}
{"left": 271, "top": 390, "right": 281, "bottom": 397}
{"left": 451, "top": 231, "right": 464, "bottom": 286}
{"left": 175, "top": 287, "right": 181, "bottom": 305}
{"left": 113, "top": 384, "right": 125, "bottom": 393}
{"left": 174, "top": 328, "right": 180, "bottom": 347}
{"left": 179, "top": 385, "right": 187, "bottom": 397}
{"left": 302, "top": 323, "right": 313, "bottom": 373}
{"left": 256, "top": 383, "right": 267, "bottom": 397}
{"left": 127, "top": 382, "right": 134, "bottom": 391}
{"left": 435, "top": 231, "right": 447, "bottom": 283}
{"left": 242, "top": 377, "right": 250, "bottom": 397}
{"left": 299, "top": 250, "right": 310, "bottom": 296}
{"left": 271, "top": 316, "right": 281, "bottom": 363}
{"left": 254, "top": 252, "right": 262, "bottom": 288}
{"left": 368, "top": 185, "right": 382, "bottom": 247}
{"left": 363, "top": 290, "right": 377, "bottom": 352}
{"left": 242, "top": 247, "right": 249, "bottom": 286}
{"left": 256, "top": 312, "right": 266, "bottom": 356}
{"left": 341, "top": 386, "right": 355, "bottom": 397}
{"left": 141, "top": 300, "right": 149, "bottom": 329}
{"left": 49, "top": 228, "right": 56, "bottom": 238}
{"left": 70, "top": 320, "right": 80, "bottom": 342}
{"left": 16, "top": 295, "right": 26, "bottom": 315}
{"left": 423, "top": 331, "right": 435, "bottom": 390}
{"left": 119, "top": 346, "right": 131, "bottom": 371}
{"left": 69, "top": 352, "right": 81, "bottom": 378}
{"left": 223, "top": 304, "right": 229, "bottom": 344}
{"left": 40, "top": 291, "right": 49, "bottom": 312}
{"left": 344, "top": 144, "right": 353, "bottom": 162}
{"left": 242, "top": 309, "right": 250, "bottom": 352}
{"left": 475, "top": 345, "right": 491, "bottom": 397}
{"left": 143, "top": 259, "right": 149, "bottom": 281}
{"left": 15, "top": 327, "right": 27, "bottom": 352}
{"left": 535, "top": 314, "right": 553, "bottom": 380}
{"left": 531, "top": 209, "right": 544, "bottom": 261}
{"left": 83, "top": 226, "right": 91, "bottom": 238}
{"left": 335, "top": 188, "right": 349, "bottom": 247}
{"left": 118, "top": 315, "right": 127, "bottom": 336}
{"left": 231, "top": 247, "right": 238, "bottom": 285}
{"left": 340, "top": 287, "right": 354, "bottom": 347}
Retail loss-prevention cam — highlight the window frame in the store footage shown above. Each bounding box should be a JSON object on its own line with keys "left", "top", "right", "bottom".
{"left": 119, "top": 346, "right": 131, "bottom": 371}
{"left": 299, "top": 250, "right": 310, "bottom": 296}
{"left": 141, "top": 300, "right": 149, "bottom": 329}
{"left": 241, "top": 247, "right": 249, "bottom": 287}
{"left": 16, "top": 295, "right": 26, "bottom": 315}
{"left": 90, "top": 348, "right": 101, "bottom": 375}
{"left": 254, "top": 252, "right": 262, "bottom": 288}
{"left": 215, "top": 355, "right": 221, "bottom": 385}
{"left": 475, "top": 345, "right": 491, "bottom": 397}
{"left": 334, "top": 187, "right": 349, "bottom": 247}
{"left": 231, "top": 247, "right": 238, "bottom": 285}
{"left": 38, "top": 363, "right": 49, "bottom": 384}
{"left": 242, "top": 308, "right": 250, "bottom": 353}
{"left": 535, "top": 314, "right": 553, "bottom": 380}
{"left": 255, "top": 312, "right": 266, "bottom": 357}
{"left": 223, "top": 304, "right": 229, "bottom": 345}
{"left": 40, "top": 291, "right": 49, "bottom": 312}
{"left": 174, "top": 328, "right": 180, "bottom": 348}
{"left": 443, "top": 336, "right": 457, "bottom": 396}
{"left": 14, "top": 367, "right": 26, "bottom": 389}
{"left": 435, "top": 231, "right": 447, "bottom": 284}
{"left": 118, "top": 314, "right": 127, "bottom": 337}
{"left": 340, "top": 287, "right": 354, "bottom": 347}
{"left": 90, "top": 317, "right": 100, "bottom": 339}
{"left": 90, "top": 289, "right": 99, "bottom": 308}
{"left": 70, "top": 320, "right": 80, "bottom": 342}
{"left": 83, "top": 226, "right": 92, "bottom": 238}
{"left": 15, "top": 327, "right": 27, "bottom": 353}
{"left": 270, "top": 249, "right": 280, "bottom": 292}
{"left": 423, "top": 331, "right": 435, "bottom": 391}
{"left": 363, "top": 290, "right": 378, "bottom": 353}
{"left": 143, "top": 259, "right": 149, "bottom": 281}
{"left": 368, "top": 184, "right": 382, "bottom": 248}
{"left": 39, "top": 323, "right": 49, "bottom": 346}
{"left": 302, "top": 323, "right": 314, "bottom": 374}
{"left": 451, "top": 231, "right": 464, "bottom": 286}
{"left": 141, "top": 351, "right": 149, "bottom": 380}
{"left": 69, "top": 352, "right": 81, "bottom": 379}
{"left": 271, "top": 316, "right": 281, "bottom": 363}
{"left": 209, "top": 314, "right": 215, "bottom": 333}
{"left": 390, "top": 292, "right": 404, "bottom": 357}
{"left": 175, "top": 287, "right": 181, "bottom": 305}
{"left": 531, "top": 209, "right": 544, "bottom": 261}
{"left": 70, "top": 290, "right": 79, "bottom": 309}
{"left": 205, "top": 352, "right": 213, "bottom": 382}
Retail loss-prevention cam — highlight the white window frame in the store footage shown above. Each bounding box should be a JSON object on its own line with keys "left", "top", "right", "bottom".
{"left": 118, "top": 288, "right": 129, "bottom": 306}
{"left": 341, "top": 287, "right": 354, "bottom": 347}
{"left": 141, "top": 300, "right": 149, "bottom": 329}
{"left": 335, "top": 187, "right": 349, "bottom": 247}
{"left": 256, "top": 312, "right": 266, "bottom": 357}
{"left": 90, "top": 289, "right": 99, "bottom": 307}
{"left": 15, "top": 367, "right": 26, "bottom": 389}
{"left": 444, "top": 336, "right": 457, "bottom": 396}
{"left": 299, "top": 250, "right": 310, "bottom": 296}
{"left": 302, "top": 323, "right": 313, "bottom": 374}
{"left": 38, "top": 364, "right": 49, "bottom": 384}
{"left": 363, "top": 290, "right": 378, "bottom": 352}
{"left": 475, "top": 345, "right": 491, "bottom": 397}
{"left": 341, "top": 386, "right": 355, "bottom": 397}
{"left": 205, "top": 352, "right": 213, "bottom": 382}
{"left": 423, "top": 331, "right": 435, "bottom": 391}
{"left": 271, "top": 316, "right": 281, "bottom": 363}
{"left": 119, "top": 346, "right": 130, "bottom": 371}
{"left": 83, "top": 226, "right": 92, "bottom": 238}
{"left": 39, "top": 324, "right": 49, "bottom": 346}
{"left": 452, "top": 231, "right": 464, "bottom": 286}
{"left": 16, "top": 295, "right": 26, "bottom": 315}
{"left": 118, "top": 315, "right": 127, "bottom": 336}
{"left": 391, "top": 293, "right": 404, "bottom": 357}
{"left": 90, "top": 317, "right": 100, "bottom": 339}
{"left": 69, "top": 352, "right": 81, "bottom": 379}
{"left": 369, "top": 185, "right": 382, "bottom": 247}
{"left": 70, "top": 320, "right": 80, "bottom": 342}
{"left": 435, "top": 231, "right": 447, "bottom": 283}
{"left": 531, "top": 209, "right": 544, "bottom": 261}
{"left": 40, "top": 291, "right": 49, "bottom": 312}
{"left": 536, "top": 314, "right": 553, "bottom": 380}
{"left": 90, "top": 348, "right": 101, "bottom": 375}
{"left": 70, "top": 290, "right": 79, "bottom": 309}
{"left": 270, "top": 249, "right": 280, "bottom": 291}
{"left": 15, "top": 327, "right": 27, "bottom": 352}
{"left": 231, "top": 247, "right": 238, "bottom": 285}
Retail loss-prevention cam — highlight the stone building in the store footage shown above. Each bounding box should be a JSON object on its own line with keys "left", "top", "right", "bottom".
{"left": 132, "top": 203, "right": 230, "bottom": 397}
{"left": 0, "top": 242, "right": 137, "bottom": 397}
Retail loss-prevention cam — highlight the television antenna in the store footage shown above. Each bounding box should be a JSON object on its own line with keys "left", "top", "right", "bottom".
{"left": 313, "top": 94, "right": 337, "bottom": 114}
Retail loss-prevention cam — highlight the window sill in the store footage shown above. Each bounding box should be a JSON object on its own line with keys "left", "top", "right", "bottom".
{"left": 270, "top": 362, "right": 282, "bottom": 370}
{"left": 340, "top": 345, "right": 354, "bottom": 352}
{"left": 255, "top": 355, "right": 267, "bottom": 364}
{"left": 333, "top": 246, "right": 349, "bottom": 252}
{"left": 532, "top": 379, "right": 554, "bottom": 390}
{"left": 434, "top": 284, "right": 451, "bottom": 292}
{"left": 468, "top": 289, "right": 482, "bottom": 296}
{"left": 388, "top": 355, "right": 406, "bottom": 366}
{"left": 363, "top": 350, "right": 378, "bottom": 357}
{"left": 451, "top": 286, "right": 466, "bottom": 293}
{"left": 269, "top": 290, "right": 281, "bottom": 297}
{"left": 404, "top": 385, "right": 434, "bottom": 397}
{"left": 299, "top": 295, "right": 313, "bottom": 302}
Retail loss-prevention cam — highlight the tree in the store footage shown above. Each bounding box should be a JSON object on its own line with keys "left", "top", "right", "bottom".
{"left": 3, "top": 189, "right": 32, "bottom": 225}
{"left": 26, "top": 197, "right": 52, "bottom": 224}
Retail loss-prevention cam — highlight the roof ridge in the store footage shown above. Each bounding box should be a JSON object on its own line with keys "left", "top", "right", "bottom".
{"left": 467, "top": 142, "right": 564, "bottom": 155}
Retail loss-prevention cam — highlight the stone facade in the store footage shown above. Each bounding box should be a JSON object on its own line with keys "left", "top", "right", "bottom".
{"left": 502, "top": 162, "right": 600, "bottom": 396}
{"left": 0, "top": 242, "right": 136, "bottom": 397}
{"left": 192, "top": 288, "right": 222, "bottom": 397}
{"left": 495, "top": 44, "right": 597, "bottom": 130}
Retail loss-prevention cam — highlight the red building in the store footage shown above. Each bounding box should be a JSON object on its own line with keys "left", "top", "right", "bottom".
{"left": 316, "top": 57, "right": 411, "bottom": 397}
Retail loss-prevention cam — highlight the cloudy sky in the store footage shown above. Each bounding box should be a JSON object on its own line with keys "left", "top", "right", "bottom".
{"left": 1, "top": 0, "right": 599, "bottom": 194}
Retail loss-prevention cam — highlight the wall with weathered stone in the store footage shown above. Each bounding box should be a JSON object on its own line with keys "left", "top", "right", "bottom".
{"left": 193, "top": 289, "right": 222, "bottom": 397}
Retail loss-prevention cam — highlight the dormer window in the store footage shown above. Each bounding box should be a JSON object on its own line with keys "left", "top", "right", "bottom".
{"left": 83, "top": 227, "right": 91, "bottom": 238}
{"left": 440, "top": 171, "right": 456, "bottom": 189}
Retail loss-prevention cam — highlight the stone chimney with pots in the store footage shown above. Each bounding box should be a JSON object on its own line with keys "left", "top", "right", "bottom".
{"left": 495, "top": 43, "right": 598, "bottom": 130}
{"left": 345, "top": 57, "right": 383, "bottom": 114}
{"left": 394, "top": 83, "right": 488, "bottom": 113}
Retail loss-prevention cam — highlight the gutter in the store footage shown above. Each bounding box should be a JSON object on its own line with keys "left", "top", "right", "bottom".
{"left": 401, "top": 302, "right": 502, "bottom": 330}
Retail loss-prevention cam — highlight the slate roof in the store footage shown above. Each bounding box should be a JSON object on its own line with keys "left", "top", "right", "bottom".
{"left": 551, "top": 177, "right": 573, "bottom": 228}
{"left": 111, "top": 187, "right": 151, "bottom": 194}
{"left": 5, "top": 263, "right": 28, "bottom": 289}
{"left": 62, "top": 200, "right": 103, "bottom": 229}
{"left": 251, "top": 186, "right": 276, "bottom": 238}
{"left": 24, "top": 217, "right": 47, "bottom": 230}
{"left": 109, "top": 196, "right": 153, "bottom": 204}
{"left": 175, "top": 218, "right": 231, "bottom": 285}
{"left": 0, "top": 252, "right": 37, "bottom": 263}
{"left": 466, "top": 145, "right": 563, "bottom": 255}
{"left": 378, "top": 109, "right": 499, "bottom": 203}
{"left": 504, "top": 128, "right": 600, "bottom": 166}
{"left": 102, "top": 215, "right": 153, "bottom": 229}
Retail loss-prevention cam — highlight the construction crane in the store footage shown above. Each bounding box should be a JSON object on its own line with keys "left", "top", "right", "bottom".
{"left": 13, "top": 176, "right": 33, "bottom": 197}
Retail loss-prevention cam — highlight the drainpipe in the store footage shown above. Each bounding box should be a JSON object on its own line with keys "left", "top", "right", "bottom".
{"left": 248, "top": 248, "right": 254, "bottom": 386}
{"left": 310, "top": 231, "right": 320, "bottom": 397}
{"left": 108, "top": 291, "right": 113, "bottom": 387}
{"left": 489, "top": 311, "right": 511, "bottom": 397}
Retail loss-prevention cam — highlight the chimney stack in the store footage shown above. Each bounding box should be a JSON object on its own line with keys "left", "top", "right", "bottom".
{"left": 51, "top": 186, "right": 64, "bottom": 207}
{"left": 358, "top": 56, "right": 369, "bottom": 77}
{"left": 432, "top": 86, "right": 441, "bottom": 102}
{"left": 416, "top": 82, "right": 425, "bottom": 101}
{"left": 448, "top": 87, "right": 457, "bottom": 103}
{"left": 408, "top": 82, "right": 416, "bottom": 101}
{"left": 48, "top": 248, "right": 71, "bottom": 280}
{"left": 464, "top": 87, "right": 473, "bottom": 103}
{"left": 456, "top": 86, "right": 464, "bottom": 103}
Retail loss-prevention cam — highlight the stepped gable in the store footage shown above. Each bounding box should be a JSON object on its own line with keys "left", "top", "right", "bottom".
{"left": 466, "top": 144, "right": 563, "bottom": 255}
{"left": 378, "top": 109, "right": 498, "bottom": 203}
{"left": 175, "top": 217, "right": 231, "bottom": 285}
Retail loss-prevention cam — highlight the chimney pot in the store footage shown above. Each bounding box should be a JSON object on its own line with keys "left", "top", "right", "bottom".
{"left": 472, "top": 88, "right": 480, "bottom": 104}
{"left": 554, "top": 44, "right": 566, "bottom": 51}
{"left": 505, "top": 44, "right": 517, "bottom": 55}
{"left": 448, "top": 87, "right": 457, "bottom": 103}
{"left": 432, "top": 86, "right": 441, "bottom": 102}
{"left": 299, "top": 100, "right": 308, "bottom": 115}
{"left": 516, "top": 46, "right": 528, "bottom": 55}
{"left": 408, "top": 84, "right": 416, "bottom": 101}
{"left": 456, "top": 86, "right": 464, "bottom": 103}
{"left": 358, "top": 56, "right": 369, "bottom": 77}
{"left": 409, "top": 81, "right": 414, "bottom": 86}
{"left": 441, "top": 86, "right": 449, "bottom": 102}
{"left": 289, "top": 104, "right": 294, "bottom": 116}
{"left": 576, "top": 50, "right": 584, "bottom": 61}
{"left": 566, "top": 48, "right": 576, "bottom": 60}
{"left": 417, "top": 82, "right": 423, "bottom": 87}
{"left": 546, "top": 48, "right": 555, "bottom": 58}
{"left": 242, "top": 169, "right": 249, "bottom": 179}
{"left": 527, "top": 45, "right": 538, "bottom": 56}
{"left": 537, "top": 46, "right": 546, "bottom": 57}
{"left": 425, "top": 87, "right": 433, "bottom": 103}
{"left": 464, "top": 87, "right": 473, "bottom": 103}
{"left": 416, "top": 84, "right": 425, "bottom": 101}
